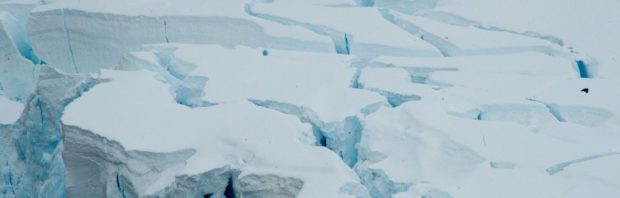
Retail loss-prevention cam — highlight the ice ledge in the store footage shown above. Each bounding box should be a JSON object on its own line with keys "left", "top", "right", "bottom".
{"left": 63, "top": 124, "right": 306, "bottom": 198}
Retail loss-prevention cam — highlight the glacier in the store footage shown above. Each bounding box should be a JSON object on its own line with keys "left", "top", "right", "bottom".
{"left": 1, "top": 0, "right": 620, "bottom": 197}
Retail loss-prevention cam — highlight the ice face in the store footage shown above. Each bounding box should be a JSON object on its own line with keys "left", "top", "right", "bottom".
{"left": 2, "top": 0, "right": 620, "bottom": 197}
{"left": 0, "top": 12, "right": 39, "bottom": 102}
{"left": 1, "top": 66, "right": 97, "bottom": 198}
{"left": 27, "top": 0, "right": 335, "bottom": 73}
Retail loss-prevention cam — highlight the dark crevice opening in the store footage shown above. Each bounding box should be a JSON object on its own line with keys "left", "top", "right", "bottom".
{"left": 163, "top": 19, "right": 170, "bottom": 43}
{"left": 343, "top": 33, "right": 351, "bottom": 55}
{"left": 350, "top": 68, "right": 363, "bottom": 89}
{"left": 62, "top": 9, "right": 79, "bottom": 73}
{"left": 115, "top": 173, "right": 127, "bottom": 198}
{"left": 247, "top": 99, "right": 362, "bottom": 167}
{"left": 545, "top": 105, "right": 566, "bottom": 122}
{"left": 224, "top": 176, "right": 235, "bottom": 198}
{"left": 244, "top": 1, "right": 350, "bottom": 55}
{"left": 575, "top": 60, "right": 590, "bottom": 78}
{"left": 319, "top": 135, "right": 327, "bottom": 147}
{"left": 312, "top": 124, "right": 328, "bottom": 147}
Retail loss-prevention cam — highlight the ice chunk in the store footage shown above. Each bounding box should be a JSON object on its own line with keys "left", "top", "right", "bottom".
{"left": 28, "top": 0, "right": 335, "bottom": 73}
{"left": 384, "top": 11, "right": 571, "bottom": 57}
{"left": 0, "top": 1, "right": 42, "bottom": 64}
{"left": 0, "top": 12, "right": 39, "bottom": 101}
{"left": 118, "top": 44, "right": 386, "bottom": 167}
{"left": 457, "top": 104, "right": 558, "bottom": 126}
{"left": 127, "top": 44, "right": 384, "bottom": 123}
{"left": 250, "top": 0, "right": 441, "bottom": 58}
{"left": 432, "top": 0, "right": 620, "bottom": 77}
{"left": 357, "top": 104, "right": 485, "bottom": 197}
{"left": 365, "top": 53, "right": 578, "bottom": 106}
{"left": 352, "top": 52, "right": 620, "bottom": 196}
{"left": 372, "top": 52, "right": 575, "bottom": 77}
{"left": 357, "top": 100, "right": 620, "bottom": 197}
{"left": 357, "top": 67, "right": 437, "bottom": 101}
{"left": 62, "top": 124, "right": 198, "bottom": 197}
{"left": 1, "top": 66, "right": 97, "bottom": 198}
{"left": 117, "top": 46, "right": 214, "bottom": 107}
{"left": 62, "top": 69, "right": 366, "bottom": 197}
{"left": 529, "top": 78, "right": 620, "bottom": 127}
{"left": 358, "top": 53, "right": 578, "bottom": 113}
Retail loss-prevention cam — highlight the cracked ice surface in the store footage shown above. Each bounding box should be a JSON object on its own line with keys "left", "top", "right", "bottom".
{"left": 28, "top": 0, "right": 335, "bottom": 73}
{"left": 432, "top": 0, "right": 620, "bottom": 77}
{"left": 2, "top": 0, "right": 620, "bottom": 197}
{"left": 383, "top": 11, "right": 573, "bottom": 57}
{"left": 361, "top": 102, "right": 620, "bottom": 197}
{"left": 131, "top": 44, "right": 384, "bottom": 122}
{"left": 250, "top": 0, "right": 442, "bottom": 57}
{"left": 62, "top": 69, "right": 366, "bottom": 197}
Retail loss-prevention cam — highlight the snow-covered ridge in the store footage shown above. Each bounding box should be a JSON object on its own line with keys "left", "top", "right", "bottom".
{"left": 1, "top": 0, "right": 619, "bottom": 197}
